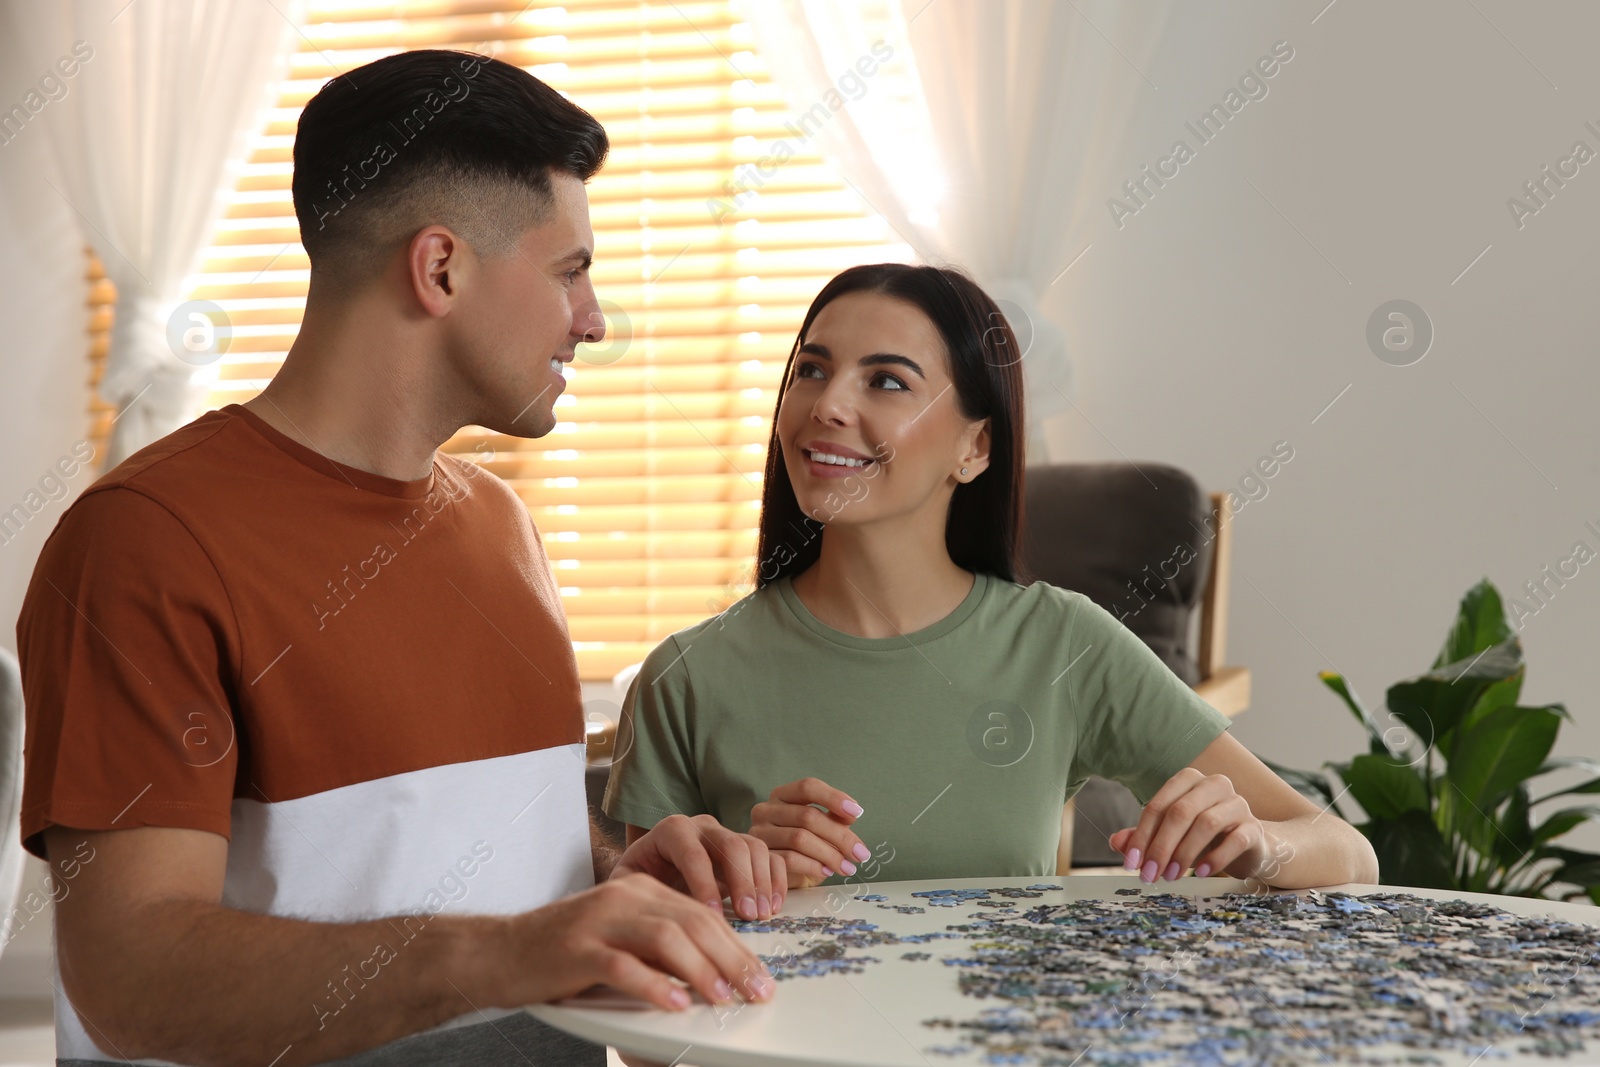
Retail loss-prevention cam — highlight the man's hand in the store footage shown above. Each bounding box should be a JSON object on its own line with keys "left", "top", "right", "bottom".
{"left": 616, "top": 813, "right": 787, "bottom": 920}
{"left": 748, "top": 778, "right": 871, "bottom": 889}
{"left": 497, "top": 872, "right": 776, "bottom": 1012}
{"left": 1108, "top": 768, "right": 1271, "bottom": 883}
{"left": 46, "top": 825, "right": 776, "bottom": 1067}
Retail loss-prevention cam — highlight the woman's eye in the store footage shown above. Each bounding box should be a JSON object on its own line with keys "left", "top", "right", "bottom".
{"left": 872, "top": 372, "right": 908, "bottom": 392}
{"left": 795, "top": 362, "right": 824, "bottom": 380}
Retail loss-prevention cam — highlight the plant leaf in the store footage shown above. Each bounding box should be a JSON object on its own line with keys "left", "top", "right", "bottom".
{"left": 1445, "top": 703, "right": 1562, "bottom": 815}
{"left": 1454, "top": 674, "right": 1528, "bottom": 739}
{"left": 1535, "top": 755, "right": 1600, "bottom": 779}
{"left": 1541, "top": 846, "right": 1600, "bottom": 890}
{"left": 1491, "top": 785, "right": 1532, "bottom": 872}
{"left": 1344, "top": 753, "right": 1428, "bottom": 821}
{"left": 1366, "top": 810, "right": 1459, "bottom": 890}
{"left": 1433, "top": 578, "right": 1513, "bottom": 669}
{"left": 1320, "top": 671, "right": 1398, "bottom": 759}
{"left": 1260, "top": 755, "right": 1336, "bottom": 810}
{"left": 1529, "top": 774, "right": 1600, "bottom": 807}
{"left": 1529, "top": 805, "right": 1600, "bottom": 849}
{"left": 1387, "top": 639, "right": 1523, "bottom": 759}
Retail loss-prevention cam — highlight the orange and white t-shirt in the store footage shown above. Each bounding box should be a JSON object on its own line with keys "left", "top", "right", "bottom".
{"left": 16, "top": 404, "right": 595, "bottom": 1062}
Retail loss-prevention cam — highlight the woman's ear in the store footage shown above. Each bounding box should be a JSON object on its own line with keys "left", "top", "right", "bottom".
{"left": 957, "top": 418, "right": 992, "bottom": 482}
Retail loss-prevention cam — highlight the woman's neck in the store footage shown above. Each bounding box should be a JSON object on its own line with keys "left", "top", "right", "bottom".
{"left": 790, "top": 523, "right": 975, "bottom": 639}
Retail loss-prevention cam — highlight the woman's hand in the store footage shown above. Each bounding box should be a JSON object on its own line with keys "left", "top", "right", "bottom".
{"left": 749, "top": 778, "right": 872, "bottom": 889}
{"left": 615, "top": 813, "right": 787, "bottom": 920}
{"left": 1108, "top": 768, "right": 1273, "bottom": 883}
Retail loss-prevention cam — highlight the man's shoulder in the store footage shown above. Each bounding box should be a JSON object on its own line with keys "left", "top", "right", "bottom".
{"left": 438, "top": 452, "right": 521, "bottom": 507}
{"left": 37, "top": 409, "right": 248, "bottom": 551}
{"left": 82, "top": 407, "right": 241, "bottom": 501}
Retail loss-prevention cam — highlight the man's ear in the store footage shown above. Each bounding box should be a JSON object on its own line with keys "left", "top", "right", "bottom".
{"left": 961, "top": 418, "right": 992, "bottom": 479}
{"left": 407, "top": 225, "right": 467, "bottom": 317}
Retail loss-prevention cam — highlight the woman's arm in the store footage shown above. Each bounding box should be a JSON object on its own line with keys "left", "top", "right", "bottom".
{"left": 1109, "top": 732, "right": 1379, "bottom": 889}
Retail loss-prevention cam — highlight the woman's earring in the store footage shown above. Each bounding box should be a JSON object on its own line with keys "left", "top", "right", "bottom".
{"left": 960, "top": 467, "right": 969, "bottom": 476}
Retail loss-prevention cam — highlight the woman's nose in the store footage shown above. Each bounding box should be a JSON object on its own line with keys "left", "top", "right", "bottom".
{"left": 812, "top": 381, "right": 851, "bottom": 425}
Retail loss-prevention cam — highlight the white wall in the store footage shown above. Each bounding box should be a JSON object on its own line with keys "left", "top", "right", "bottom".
{"left": 1041, "top": 0, "right": 1600, "bottom": 853}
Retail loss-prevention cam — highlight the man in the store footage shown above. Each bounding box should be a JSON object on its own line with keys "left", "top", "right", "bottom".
{"left": 16, "top": 49, "right": 785, "bottom": 1066}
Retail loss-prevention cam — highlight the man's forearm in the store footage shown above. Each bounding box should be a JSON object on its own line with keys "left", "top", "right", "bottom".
{"left": 60, "top": 897, "right": 510, "bottom": 1067}
{"left": 1242, "top": 815, "right": 1380, "bottom": 889}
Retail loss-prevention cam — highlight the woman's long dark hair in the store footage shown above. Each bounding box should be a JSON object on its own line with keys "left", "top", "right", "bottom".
{"left": 752, "top": 263, "right": 1027, "bottom": 588}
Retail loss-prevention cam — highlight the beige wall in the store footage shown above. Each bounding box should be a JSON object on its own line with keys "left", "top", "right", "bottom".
{"left": 1040, "top": 0, "right": 1600, "bottom": 852}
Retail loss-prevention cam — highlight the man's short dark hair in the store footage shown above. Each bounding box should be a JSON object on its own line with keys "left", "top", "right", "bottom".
{"left": 291, "top": 49, "right": 609, "bottom": 293}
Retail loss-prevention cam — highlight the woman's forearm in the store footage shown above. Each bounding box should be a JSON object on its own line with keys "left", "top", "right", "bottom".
{"left": 1236, "top": 814, "right": 1379, "bottom": 889}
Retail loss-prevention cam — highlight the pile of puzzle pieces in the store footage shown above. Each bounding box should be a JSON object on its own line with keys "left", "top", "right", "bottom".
{"left": 731, "top": 885, "right": 1600, "bottom": 1065}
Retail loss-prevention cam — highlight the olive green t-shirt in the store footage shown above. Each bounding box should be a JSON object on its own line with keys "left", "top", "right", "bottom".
{"left": 601, "top": 571, "right": 1233, "bottom": 881}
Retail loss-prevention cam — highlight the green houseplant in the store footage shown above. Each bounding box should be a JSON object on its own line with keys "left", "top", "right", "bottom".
{"left": 1263, "top": 579, "right": 1600, "bottom": 902}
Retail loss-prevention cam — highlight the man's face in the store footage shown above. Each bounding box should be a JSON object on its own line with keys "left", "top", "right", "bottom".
{"left": 455, "top": 172, "right": 604, "bottom": 439}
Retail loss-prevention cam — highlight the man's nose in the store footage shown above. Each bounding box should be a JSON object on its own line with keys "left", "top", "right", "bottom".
{"left": 576, "top": 306, "right": 606, "bottom": 345}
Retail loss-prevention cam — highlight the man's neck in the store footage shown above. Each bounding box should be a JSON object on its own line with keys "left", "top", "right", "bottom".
{"left": 243, "top": 306, "right": 458, "bottom": 482}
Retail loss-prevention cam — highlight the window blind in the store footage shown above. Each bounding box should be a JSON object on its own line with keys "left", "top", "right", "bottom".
{"left": 91, "top": 0, "right": 911, "bottom": 680}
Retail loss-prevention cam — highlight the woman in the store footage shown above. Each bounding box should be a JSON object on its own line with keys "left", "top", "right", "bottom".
{"left": 602, "top": 264, "right": 1375, "bottom": 909}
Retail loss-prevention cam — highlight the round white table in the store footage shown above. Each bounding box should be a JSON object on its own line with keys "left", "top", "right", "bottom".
{"left": 528, "top": 875, "right": 1600, "bottom": 1067}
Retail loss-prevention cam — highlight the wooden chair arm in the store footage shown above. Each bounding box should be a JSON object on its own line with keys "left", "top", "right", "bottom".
{"left": 1193, "top": 665, "right": 1252, "bottom": 719}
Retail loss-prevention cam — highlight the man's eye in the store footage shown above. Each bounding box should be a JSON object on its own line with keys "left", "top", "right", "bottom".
{"left": 565, "top": 269, "right": 582, "bottom": 282}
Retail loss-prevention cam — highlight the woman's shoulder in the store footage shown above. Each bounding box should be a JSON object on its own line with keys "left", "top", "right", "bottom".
{"left": 637, "top": 582, "right": 786, "bottom": 670}
{"left": 984, "top": 574, "right": 1098, "bottom": 620}
{"left": 982, "top": 576, "right": 1145, "bottom": 651}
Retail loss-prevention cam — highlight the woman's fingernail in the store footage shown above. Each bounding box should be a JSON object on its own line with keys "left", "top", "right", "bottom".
{"left": 852, "top": 843, "right": 871, "bottom": 862}
{"left": 739, "top": 895, "right": 757, "bottom": 918}
{"left": 713, "top": 979, "right": 733, "bottom": 1002}
{"left": 668, "top": 988, "right": 691, "bottom": 1010}
{"left": 1123, "top": 847, "right": 1141, "bottom": 871}
{"left": 1141, "top": 859, "right": 1158, "bottom": 883}
{"left": 821, "top": 867, "right": 834, "bottom": 877}
{"left": 769, "top": 894, "right": 782, "bottom": 914}
{"left": 841, "top": 799, "right": 864, "bottom": 817}
{"left": 1195, "top": 863, "right": 1212, "bottom": 878}
{"left": 1163, "top": 861, "right": 1180, "bottom": 882}
{"left": 706, "top": 898, "right": 722, "bottom": 911}
{"left": 839, "top": 860, "right": 857, "bottom": 876}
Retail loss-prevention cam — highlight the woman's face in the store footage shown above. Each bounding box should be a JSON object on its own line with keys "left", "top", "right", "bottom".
{"left": 775, "top": 290, "right": 990, "bottom": 528}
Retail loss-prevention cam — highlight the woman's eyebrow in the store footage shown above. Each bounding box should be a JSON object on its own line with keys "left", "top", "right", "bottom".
{"left": 863, "top": 353, "right": 925, "bottom": 378}
{"left": 798, "top": 342, "right": 926, "bottom": 379}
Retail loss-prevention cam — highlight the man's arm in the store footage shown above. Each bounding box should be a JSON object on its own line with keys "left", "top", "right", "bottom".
{"left": 48, "top": 825, "right": 774, "bottom": 1067}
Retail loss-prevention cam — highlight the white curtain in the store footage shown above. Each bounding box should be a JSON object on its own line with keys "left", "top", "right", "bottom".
{"left": 747, "top": 0, "right": 1174, "bottom": 456}
{"left": 0, "top": 0, "right": 303, "bottom": 467}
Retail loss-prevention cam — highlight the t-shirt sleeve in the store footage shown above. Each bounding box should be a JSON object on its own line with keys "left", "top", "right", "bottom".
{"left": 1064, "top": 592, "right": 1233, "bottom": 806}
{"left": 16, "top": 487, "right": 241, "bottom": 860}
{"left": 601, "top": 635, "right": 708, "bottom": 829}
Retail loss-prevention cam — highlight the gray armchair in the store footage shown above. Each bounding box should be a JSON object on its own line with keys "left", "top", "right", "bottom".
{"left": 1020, "top": 463, "right": 1251, "bottom": 872}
